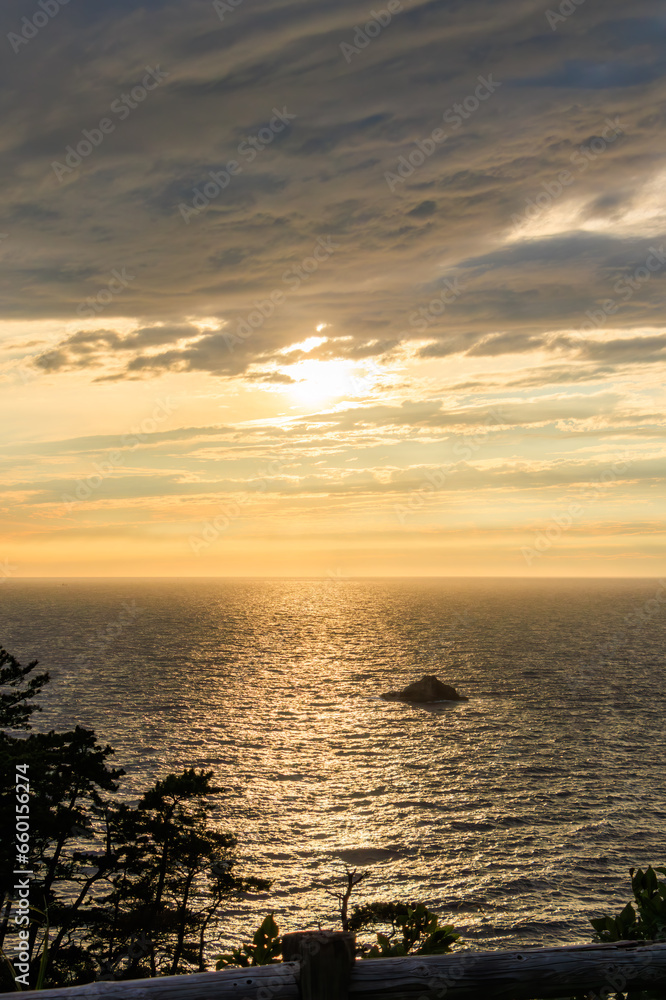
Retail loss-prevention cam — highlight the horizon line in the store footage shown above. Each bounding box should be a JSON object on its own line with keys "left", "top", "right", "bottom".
{"left": 3, "top": 574, "right": 665, "bottom": 582}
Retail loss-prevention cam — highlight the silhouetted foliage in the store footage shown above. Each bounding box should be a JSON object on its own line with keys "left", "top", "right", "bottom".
{"left": 215, "top": 913, "right": 282, "bottom": 969}
{"left": 216, "top": 874, "right": 462, "bottom": 969}
{"left": 0, "top": 645, "right": 49, "bottom": 730}
{"left": 3, "top": 645, "right": 664, "bottom": 995}
{"left": 82, "top": 769, "right": 270, "bottom": 980}
{"left": 0, "top": 725, "right": 124, "bottom": 973}
{"left": 0, "top": 648, "right": 269, "bottom": 990}
{"left": 591, "top": 866, "right": 666, "bottom": 943}
{"left": 348, "top": 901, "right": 461, "bottom": 956}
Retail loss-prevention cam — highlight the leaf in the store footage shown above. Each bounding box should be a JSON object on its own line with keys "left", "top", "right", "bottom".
{"left": 36, "top": 922, "right": 51, "bottom": 991}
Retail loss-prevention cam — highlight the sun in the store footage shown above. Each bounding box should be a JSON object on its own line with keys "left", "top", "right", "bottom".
{"left": 288, "top": 359, "right": 358, "bottom": 406}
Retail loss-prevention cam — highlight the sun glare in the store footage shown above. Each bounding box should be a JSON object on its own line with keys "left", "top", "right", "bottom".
{"left": 287, "top": 358, "right": 377, "bottom": 406}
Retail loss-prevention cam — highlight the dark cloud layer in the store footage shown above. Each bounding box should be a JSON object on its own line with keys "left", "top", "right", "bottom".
{"left": 1, "top": 0, "right": 665, "bottom": 378}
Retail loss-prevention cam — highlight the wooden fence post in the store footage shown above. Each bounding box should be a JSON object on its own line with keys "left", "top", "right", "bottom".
{"left": 282, "top": 931, "right": 356, "bottom": 1000}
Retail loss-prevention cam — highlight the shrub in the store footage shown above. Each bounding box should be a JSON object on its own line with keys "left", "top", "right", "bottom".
{"left": 591, "top": 866, "right": 666, "bottom": 943}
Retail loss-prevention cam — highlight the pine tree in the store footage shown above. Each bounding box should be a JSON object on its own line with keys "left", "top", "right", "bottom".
{"left": 0, "top": 646, "right": 49, "bottom": 729}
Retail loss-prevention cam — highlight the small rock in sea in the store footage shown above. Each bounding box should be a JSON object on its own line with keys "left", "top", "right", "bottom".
{"left": 381, "top": 674, "right": 468, "bottom": 703}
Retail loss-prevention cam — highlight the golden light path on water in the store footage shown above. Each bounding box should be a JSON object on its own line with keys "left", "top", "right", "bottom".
{"left": 2, "top": 578, "right": 665, "bottom": 954}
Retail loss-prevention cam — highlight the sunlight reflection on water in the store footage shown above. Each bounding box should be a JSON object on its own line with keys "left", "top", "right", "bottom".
{"left": 2, "top": 577, "right": 665, "bottom": 950}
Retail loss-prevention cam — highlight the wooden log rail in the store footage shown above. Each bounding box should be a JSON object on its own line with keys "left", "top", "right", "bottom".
{"left": 3, "top": 932, "right": 666, "bottom": 1000}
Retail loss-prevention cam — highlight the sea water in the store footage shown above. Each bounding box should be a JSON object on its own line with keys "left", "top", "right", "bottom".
{"left": 1, "top": 577, "right": 665, "bottom": 950}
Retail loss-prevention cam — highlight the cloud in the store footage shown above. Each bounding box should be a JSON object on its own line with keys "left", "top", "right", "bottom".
{"left": 571, "top": 333, "right": 666, "bottom": 364}
{"left": 33, "top": 324, "right": 206, "bottom": 372}
{"left": 5, "top": 451, "right": 664, "bottom": 509}
{"left": 0, "top": 0, "right": 664, "bottom": 371}
{"left": 2, "top": 0, "right": 666, "bottom": 576}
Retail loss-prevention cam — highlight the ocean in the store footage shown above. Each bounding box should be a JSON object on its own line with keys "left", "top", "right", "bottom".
{"left": 1, "top": 577, "right": 665, "bottom": 952}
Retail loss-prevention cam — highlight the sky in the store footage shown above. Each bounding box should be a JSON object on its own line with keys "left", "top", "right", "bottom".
{"left": 1, "top": 0, "right": 665, "bottom": 578}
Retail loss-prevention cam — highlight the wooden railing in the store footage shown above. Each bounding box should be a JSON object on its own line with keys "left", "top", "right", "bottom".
{"left": 3, "top": 932, "right": 665, "bottom": 1000}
